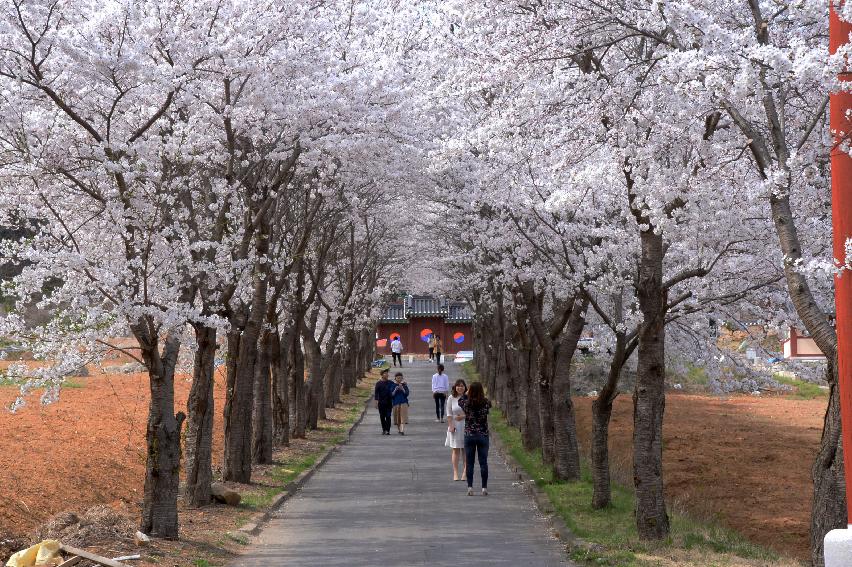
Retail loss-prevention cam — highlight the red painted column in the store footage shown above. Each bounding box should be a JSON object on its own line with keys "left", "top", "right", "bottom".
{"left": 790, "top": 328, "right": 798, "bottom": 358}
{"left": 830, "top": 0, "right": 852, "bottom": 524}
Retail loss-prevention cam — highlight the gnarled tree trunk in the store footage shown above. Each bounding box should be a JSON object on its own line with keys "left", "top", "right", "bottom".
{"left": 521, "top": 344, "right": 541, "bottom": 451}
{"left": 252, "top": 330, "right": 273, "bottom": 464}
{"left": 271, "top": 329, "right": 290, "bottom": 447}
{"left": 183, "top": 324, "right": 217, "bottom": 507}
{"left": 632, "top": 229, "right": 669, "bottom": 540}
{"left": 136, "top": 328, "right": 185, "bottom": 539}
{"left": 552, "top": 300, "right": 587, "bottom": 482}
{"left": 223, "top": 224, "right": 271, "bottom": 483}
{"left": 811, "top": 357, "right": 845, "bottom": 567}
{"left": 537, "top": 348, "right": 556, "bottom": 466}
{"left": 323, "top": 352, "right": 342, "bottom": 408}
{"left": 591, "top": 331, "right": 633, "bottom": 509}
{"left": 303, "top": 331, "right": 323, "bottom": 430}
{"left": 288, "top": 324, "right": 307, "bottom": 438}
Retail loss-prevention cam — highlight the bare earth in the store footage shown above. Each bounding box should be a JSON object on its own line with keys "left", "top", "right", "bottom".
{"left": 0, "top": 362, "right": 226, "bottom": 538}
{"left": 574, "top": 393, "right": 824, "bottom": 562}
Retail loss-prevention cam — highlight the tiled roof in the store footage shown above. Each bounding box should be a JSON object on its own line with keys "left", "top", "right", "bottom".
{"left": 380, "top": 303, "right": 406, "bottom": 322}
{"left": 405, "top": 296, "right": 446, "bottom": 316}
{"left": 446, "top": 302, "right": 473, "bottom": 322}
{"left": 378, "top": 296, "right": 472, "bottom": 323}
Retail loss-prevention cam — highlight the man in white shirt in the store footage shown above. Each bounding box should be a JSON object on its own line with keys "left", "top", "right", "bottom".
{"left": 390, "top": 336, "right": 403, "bottom": 367}
{"left": 431, "top": 363, "right": 450, "bottom": 422}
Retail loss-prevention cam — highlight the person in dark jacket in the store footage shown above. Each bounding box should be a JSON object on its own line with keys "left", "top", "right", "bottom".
{"left": 374, "top": 368, "right": 395, "bottom": 435}
{"left": 391, "top": 372, "right": 410, "bottom": 435}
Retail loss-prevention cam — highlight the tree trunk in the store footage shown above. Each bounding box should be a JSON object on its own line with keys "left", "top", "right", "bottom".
{"left": 223, "top": 225, "right": 270, "bottom": 483}
{"left": 323, "top": 353, "right": 342, "bottom": 408}
{"left": 288, "top": 325, "right": 307, "bottom": 438}
{"left": 521, "top": 345, "right": 541, "bottom": 451}
{"left": 552, "top": 301, "right": 587, "bottom": 482}
{"left": 303, "top": 331, "right": 323, "bottom": 430}
{"left": 503, "top": 346, "right": 521, "bottom": 427}
{"left": 811, "top": 357, "right": 846, "bottom": 567}
{"left": 271, "top": 329, "right": 290, "bottom": 447}
{"left": 591, "top": 397, "right": 614, "bottom": 508}
{"left": 537, "top": 346, "right": 556, "bottom": 466}
{"left": 340, "top": 330, "right": 355, "bottom": 396}
{"left": 360, "top": 328, "right": 372, "bottom": 381}
{"left": 136, "top": 328, "right": 185, "bottom": 539}
{"left": 252, "top": 331, "right": 273, "bottom": 464}
{"left": 183, "top": 324, "right": 217, "bottom": 507}
{"left": 591, "top": 333, "right": 629, "bottom": 509}
{"left": 762, "top": 192, "right": 842, "bottom": 566}
{"left": 632, "top": 229, "right": 669, "bottom": 540}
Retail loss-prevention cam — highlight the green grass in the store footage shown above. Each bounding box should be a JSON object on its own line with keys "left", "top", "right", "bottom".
{"left": 193, "top": 560, "right": 211, "bottom": 567}
{"left": 460, "top": 362, "right": 785, "bottom": 567}
{"left": 773, "top": 373, "right": 828, "bottom": 400}
{"left": 680, "top": 365, "right": 709, "bottom": 387}
{"left": 239, "top": 453, "right": 319, "bottom": 510}
{"left": 225, "top": 531, "right": 250, "bottom": 545}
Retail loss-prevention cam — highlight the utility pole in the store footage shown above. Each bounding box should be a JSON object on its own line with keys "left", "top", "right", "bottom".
{"left": 825, "top": 2, "right": 852, "bottom": 565}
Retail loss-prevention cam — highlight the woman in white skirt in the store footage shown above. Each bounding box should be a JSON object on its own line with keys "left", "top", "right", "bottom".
{"left": 445, "top": 379, "right": 468, "bottom": 480}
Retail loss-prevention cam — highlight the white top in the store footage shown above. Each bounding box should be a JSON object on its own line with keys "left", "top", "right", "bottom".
{"left": 390, "top": 339, "right": 402, "bottom": 353}
{"left": 431, "top": 372, "right": 449, "bottom": 393}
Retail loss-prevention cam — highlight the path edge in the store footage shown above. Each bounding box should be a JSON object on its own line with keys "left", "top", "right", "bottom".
{"left": 234, "top": 393, "right": 372, "bottom": 536}
{"left": 490, "top": 431, "right": 597, "bottom": 558}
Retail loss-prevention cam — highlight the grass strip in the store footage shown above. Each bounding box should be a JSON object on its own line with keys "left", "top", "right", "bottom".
{"left": 773, "top": 373, "right": 828, "bottom": 400}
{"left": 461, "top": 362, "right": 793, "bottom": 567}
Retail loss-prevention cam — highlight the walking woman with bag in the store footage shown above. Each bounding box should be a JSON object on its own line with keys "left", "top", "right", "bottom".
{"left": 458, "top": 381, "right": 492, "bottom": 496}
{"left": 445, "top": 379, "right": 467, "bottom": 480}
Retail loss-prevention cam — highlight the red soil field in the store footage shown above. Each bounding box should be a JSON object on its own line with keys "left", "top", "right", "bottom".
{"left": 0, "top": 365, "right": 227, "bottom": 537}
{"left": 575, "top": 393, "right": 825, "bottom": 562}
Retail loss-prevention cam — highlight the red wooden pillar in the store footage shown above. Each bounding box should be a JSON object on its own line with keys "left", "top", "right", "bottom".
{"left": 790, "top": 328, "right": 798, "bottom": 358}
{"left": 830, "top": 0, "right": 852, "bottom": 525}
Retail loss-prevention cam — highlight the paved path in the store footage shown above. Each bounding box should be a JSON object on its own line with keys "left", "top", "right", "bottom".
{"left": 232, "top": 361, "right": 571, "bottom": 567}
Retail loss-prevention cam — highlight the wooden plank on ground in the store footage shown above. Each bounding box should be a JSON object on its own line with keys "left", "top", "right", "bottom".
{"left": 58, "top": 545, "right": 127, "bottom": 567}
{"left": 57, "top": 558, "right": 82, "bottom": 567}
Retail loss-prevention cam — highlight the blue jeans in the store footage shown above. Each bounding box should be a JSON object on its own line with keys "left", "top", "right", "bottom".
{"left": 464, "top": 433, "right": 489, "bottom": 488}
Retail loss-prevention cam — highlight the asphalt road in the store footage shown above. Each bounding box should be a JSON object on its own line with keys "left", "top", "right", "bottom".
{"left": 231, "top": 360, "right": 572, "bottom": 567}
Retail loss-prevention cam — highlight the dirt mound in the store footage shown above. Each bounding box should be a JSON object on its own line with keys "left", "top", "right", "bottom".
{"left": 33, "top": 505, "right": 135, "bottom": 547}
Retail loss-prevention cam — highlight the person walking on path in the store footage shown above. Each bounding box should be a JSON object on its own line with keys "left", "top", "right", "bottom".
{"left": 459, "top": 381, "right": 492, "bottom": 496}
{"left": 433, "top": 334, "right": 443, "bottom": 365}
{"left": 390, "top": 336, "right": 403, "bottom": 367}
{"left": 445, "top": 378, "right": 467, "bottom": 480}
{"left": 431, "top": 364, "right": 450, "bottom": 422}
{"left": 428, "top": 334, "right": 437, "bottom": 361}
{"left": 374, "top": 368, "right": 395, "bottom": 435}
{"left": 391, "top": 372, "right": 410, "bottom": 435}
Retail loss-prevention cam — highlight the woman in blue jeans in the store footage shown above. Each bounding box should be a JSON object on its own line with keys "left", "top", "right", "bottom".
{"left": 458, "top": 381, "right": 492, "bottom": 496}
